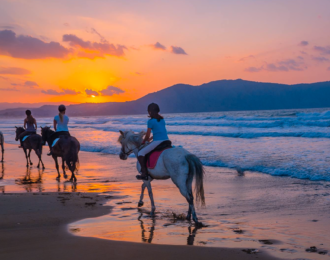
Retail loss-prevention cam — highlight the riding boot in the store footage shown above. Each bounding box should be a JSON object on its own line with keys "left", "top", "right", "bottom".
{"left": 18, "top": 139, "right": 23, "bottom": 148}
{"left": 47, "top": 145, "right": 53, "bottom": 156}
{"left": 136, "top": 156, "right": 148, "bottom": 180}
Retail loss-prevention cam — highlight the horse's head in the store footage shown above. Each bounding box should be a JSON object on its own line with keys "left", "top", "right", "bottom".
{"left": 40, "top": 126, "right": 52, "bottom": 143}
{"left": 15, "top": 126, "right": 25, "bottom": 141}
{"left": 118, "top": 130, "right": 145, "bottom": 160}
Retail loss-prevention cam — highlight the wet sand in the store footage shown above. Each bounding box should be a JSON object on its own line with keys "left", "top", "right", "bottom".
{"left": 0, "top": 193, "right": 276, "bottom": 260}
{"left": 1, "top": 143, "right": 329, "bottom": 259}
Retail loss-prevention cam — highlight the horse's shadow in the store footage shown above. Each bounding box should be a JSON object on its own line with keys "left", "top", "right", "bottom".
{"left": 137, "top": 209, "right": 203, "bottom": 245}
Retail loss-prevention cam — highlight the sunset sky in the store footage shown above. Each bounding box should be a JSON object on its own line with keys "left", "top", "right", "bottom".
{"left": 0, "top": 0, "right": 330, "bottom": 104}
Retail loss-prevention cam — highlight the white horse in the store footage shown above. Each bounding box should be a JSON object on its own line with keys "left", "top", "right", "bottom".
{"left": 118, "top": 130, "right": 205, "bottom": 226}
{"left": 0, "top": 131, "right": 4, "bottom": 162}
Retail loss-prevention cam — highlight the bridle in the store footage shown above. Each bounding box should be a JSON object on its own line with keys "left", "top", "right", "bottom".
{"left": 121, "top": 141, "right": 147, "bottom": 156}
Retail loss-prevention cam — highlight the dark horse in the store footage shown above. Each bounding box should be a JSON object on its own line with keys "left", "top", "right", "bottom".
{"left": 15, "top": 127, "right": 45, "bottom": 169}
{"left": 41, "top": 127, "right": 80, "bottom": 182}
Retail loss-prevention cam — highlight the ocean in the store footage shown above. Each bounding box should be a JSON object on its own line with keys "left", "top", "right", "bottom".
{"left": 2, "top": 107, "right": 330, "bottom": 181}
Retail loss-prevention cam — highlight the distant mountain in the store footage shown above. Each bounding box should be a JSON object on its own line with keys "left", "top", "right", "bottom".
{"left": 0, "top": 101, "right": 77, "bottom": 111}
{"left": 1, "top": 79, "right": 330, "bottom": 117}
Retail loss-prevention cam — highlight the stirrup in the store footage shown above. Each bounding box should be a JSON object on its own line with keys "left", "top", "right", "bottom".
{"left": 136, "top": 175, "right": 148, "bottom": 180}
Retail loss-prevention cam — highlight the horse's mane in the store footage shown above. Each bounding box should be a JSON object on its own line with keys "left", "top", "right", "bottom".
{"left": 118, "top": 131, "right": 143, "bottom": 146}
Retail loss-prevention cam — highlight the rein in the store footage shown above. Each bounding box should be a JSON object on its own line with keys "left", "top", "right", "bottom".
{"left": 121, "top": 142, "right": 147, "bottom": 156}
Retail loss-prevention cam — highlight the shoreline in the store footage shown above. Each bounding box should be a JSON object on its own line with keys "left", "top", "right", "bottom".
{"left": 0, "top": 192, "right": 277, "bottom": 260}
{"left": 1, "top": 143, "right": 329, "bottom": 259}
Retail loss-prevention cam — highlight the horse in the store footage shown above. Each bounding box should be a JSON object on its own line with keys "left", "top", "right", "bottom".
{"left": 0, "top": 131, "right": 4, "bottom": 162}
{"left": 41, "top": 126, "right": 80, "bottom": 182}
{"left": 118, "top": 130, "right": 205, "bottom": 226}
{"left": 15, "top": 127, "right": 45, "bottom": 169}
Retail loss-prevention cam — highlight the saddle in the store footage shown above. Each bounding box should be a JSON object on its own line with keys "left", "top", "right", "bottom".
{"left": 22, "top": 133, "right": 36, "bottom": 142}
{"left": 145, "top": 140, "right": 172, "bottom": 169}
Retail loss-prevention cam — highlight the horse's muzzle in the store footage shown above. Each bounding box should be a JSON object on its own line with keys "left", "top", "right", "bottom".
{"left": 119, "top": 152, "right": 127, "bottom": 160}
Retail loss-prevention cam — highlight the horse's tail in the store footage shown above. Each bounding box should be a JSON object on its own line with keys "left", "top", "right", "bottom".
{"left": 185, "top": 154, "right": 205, "bottom": 206}
{"left": 66, "top": 138, "right": 79, "bottom": 173}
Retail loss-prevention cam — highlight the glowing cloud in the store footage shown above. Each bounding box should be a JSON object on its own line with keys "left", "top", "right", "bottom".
{"left": 41, "top": 88, "right": 80, "bottom": 95}
{"left": 85, "top": 89, "right": 99, "bottom": 96}
{"left": 299, "top": 41, "right": 309, "bottom": 46}
{"left": 62, "top": 34, "right": 127, "bottom": 58}
{"left": 170, "top": 46, "right": 187, "bottom": 55}
{"left": 152, "top": 42, "right": 166, "bottom": 50}
{"left": 314, "top": 45, "right": 330, "bottom": 55}
{"left": 100, "top": 86, "right": 125, "bottom": 96}
{"left": 0, "top": 30, "right": 70, "bottom": 59}
{"left": 0, "top": 66, "right": 31, "bottom": 75}
{"left": 11, "top": 81, "right": 39, "bottom": 88}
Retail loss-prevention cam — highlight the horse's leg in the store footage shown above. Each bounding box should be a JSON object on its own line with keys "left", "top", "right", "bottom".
{"left": 62, "top": 158, "right": 67, "bottom": 179}
{"left": 170, "top": 167, "right": 202, "bottom": 226}
{"left": 145, "top": 181, "right": 156, "bottom": 216}
{"left": 23, "top": 148, "right": 29, "bottom": 167}
{"left": 28, "top": 149, "right": 33, "bottom": 165}
{"left": 138, "top": 182, "right": 146, "bottom": 207}
{"left": 36, "top": 149, "right": 45, "bottom": 169}
{"left": 36, "top": 149, "right": 40, "bottom": 168}
{"left": 53, "top": 156, "right": 60, "bottom": 180}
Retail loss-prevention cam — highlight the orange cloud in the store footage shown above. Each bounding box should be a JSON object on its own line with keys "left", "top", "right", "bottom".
{"left": 63, "top": 34, "right": 127, "bottom": 59}
{"left": 0, "top": 30, "right": 70, "bottom": 59}
{"left": 0, "top": 66, "right": 31, "bottom": 75}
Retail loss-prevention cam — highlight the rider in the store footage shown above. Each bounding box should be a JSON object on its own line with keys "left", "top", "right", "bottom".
{"left": 136, "top": 103, "right": 169, "bottom": 180}
{"left": 47, "top": 105, "right": 70, "bottom": 156}
{"left": 18, "top": 110, "right": 37, "bottom": 148}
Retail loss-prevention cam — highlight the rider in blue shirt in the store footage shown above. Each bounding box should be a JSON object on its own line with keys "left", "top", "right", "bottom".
{"left": 47, "top": 105, "right": 70, "bottom": 156}
{"left": 136, "top": 103, "right": 169, "bottom": 180}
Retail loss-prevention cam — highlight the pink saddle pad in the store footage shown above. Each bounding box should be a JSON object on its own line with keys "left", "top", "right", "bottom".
{"left": 147, "top": 148, "right": 171, "bottom": 169}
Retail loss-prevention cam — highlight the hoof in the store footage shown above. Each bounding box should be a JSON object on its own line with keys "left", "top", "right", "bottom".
{"left": 56, "top": 176, "right": 60, "bottom": 181}
{"left": 64, "top": 174, "right": 68, "bottom": 179}
{"left": 194, "top": 222, "right": 204, "bottom": 228}
{"left": 30, "top": 163, "right": 33, "bottom": 165}
{"left": 138, "top": 201, "right": 144, "bottom": 207}
{"left": 42, "top": 167, "right": 45, "bottom": 170}
{"left": 37, "top": 165, "right": 40, "bottom": 168}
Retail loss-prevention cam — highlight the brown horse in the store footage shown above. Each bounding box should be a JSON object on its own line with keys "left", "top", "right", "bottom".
{"left": 41, "top": 127, "right": 80, "bottom": 182}
{"left": 0, "top": 131, "right": 4, "bottom": 162}
{"left": 15, "top": 127, "right": 45, "bottom": 169}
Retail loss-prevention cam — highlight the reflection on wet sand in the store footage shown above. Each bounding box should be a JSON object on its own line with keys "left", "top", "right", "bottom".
{"left": 0, "top": 162, "right": 4, "bottom": 193}
{"left": 138, "top": 211, "right": 155, "bottom": 243}
{"left": 0, "top": 161, "right": 4, "bottom": 180}
{"left": 57, "top": 181, "right": 77, "bottom": 193}
{"left": 15, "top": 168, "right": 44, "bottom": 192}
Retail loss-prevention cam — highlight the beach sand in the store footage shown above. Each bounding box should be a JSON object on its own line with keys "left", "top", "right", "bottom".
{"left": 1, "top": 143, "right": 329, "bottom": 259}
{"left": 0, "top": 192, "right": 276, "bottom": 260}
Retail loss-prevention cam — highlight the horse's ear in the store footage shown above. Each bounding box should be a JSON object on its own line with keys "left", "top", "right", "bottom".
{"left": 119, "top": 130, "right": 124, "bottom": 136}
{"left": 15, "top": 126, "right": 17, "bottom": 128}
{"left": 139, "top": 131, "right": 146, "bottom": 137}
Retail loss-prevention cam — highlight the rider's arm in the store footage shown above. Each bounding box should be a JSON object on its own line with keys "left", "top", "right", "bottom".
{"left": 34, "top": 119, "right": 37, "bottom": 130}
{"left": 23, "top": 119, "right": 27, "bottom": 129}
{"left": 142, "top": 128, "right": 152, "bottom": 144}
{"left": 54, "top": 119, "right": 57, "bottom": 131}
